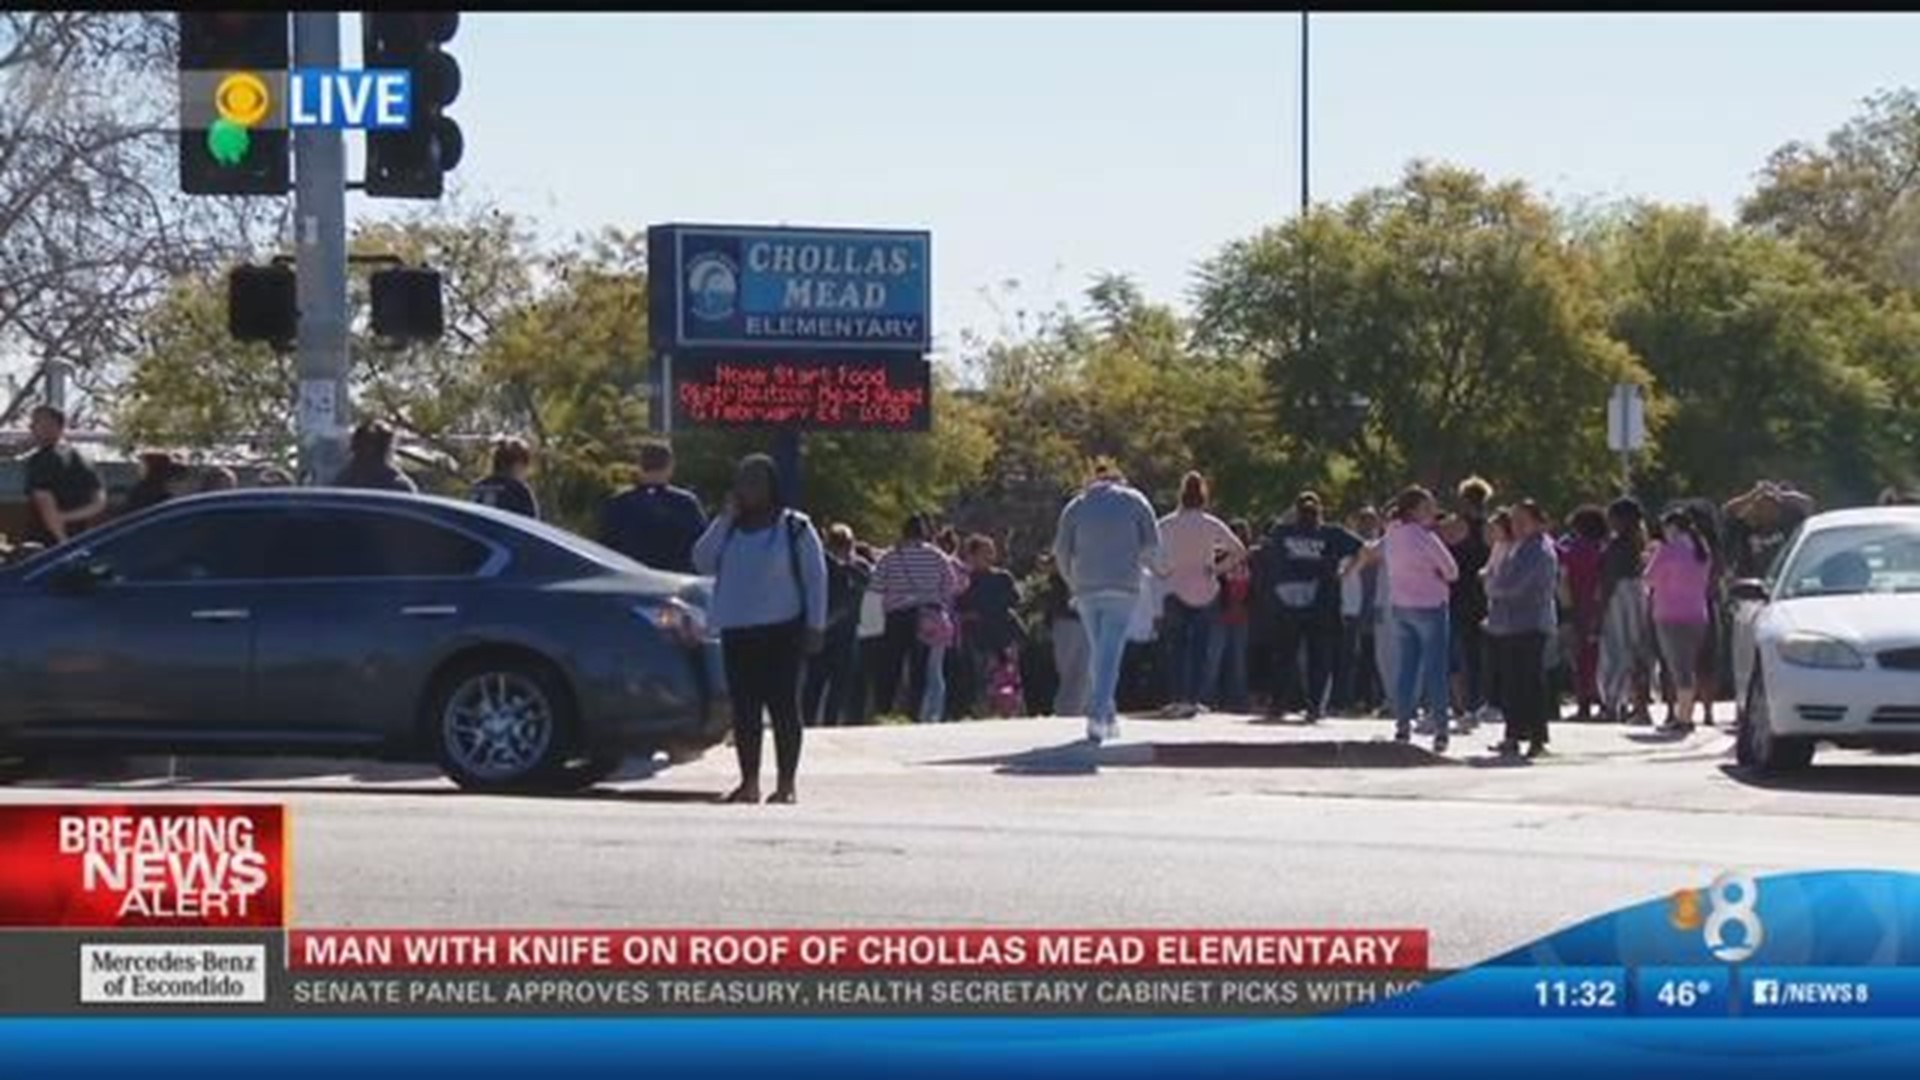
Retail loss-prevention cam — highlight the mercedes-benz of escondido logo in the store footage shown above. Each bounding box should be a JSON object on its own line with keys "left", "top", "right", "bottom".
{"left": 686, "top": 252, "right": 740, "bottom": 322}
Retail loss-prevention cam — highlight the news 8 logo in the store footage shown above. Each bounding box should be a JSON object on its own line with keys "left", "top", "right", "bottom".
{"left": 1671, "top": 871, "right": 1765, "bottom": 963}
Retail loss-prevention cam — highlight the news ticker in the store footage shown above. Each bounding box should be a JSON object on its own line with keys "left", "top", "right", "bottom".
{"left": 4, "top": 932, "right": 1920, "bottom": 1018}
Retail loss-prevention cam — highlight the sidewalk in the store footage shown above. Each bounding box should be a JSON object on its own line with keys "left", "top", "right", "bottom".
{"left": 46, "top": 710, "right": 1730, "bottom": 789}
{"left": 799, "top": 710, "right": 1732, "bottom": 773}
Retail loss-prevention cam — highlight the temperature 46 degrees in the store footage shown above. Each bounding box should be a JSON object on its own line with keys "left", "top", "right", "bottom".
{"left": 1655, "top": 979, "right": 1714, "bottom": 1009}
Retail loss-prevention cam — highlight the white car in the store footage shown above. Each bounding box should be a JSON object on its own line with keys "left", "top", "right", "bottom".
{"left": 1730, "top": 507, "right": 1920, "bottom": 774}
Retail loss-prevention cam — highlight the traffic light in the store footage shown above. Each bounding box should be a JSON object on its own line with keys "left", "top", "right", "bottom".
{"left": 362, "top": 13, "right": 463, "bottom": 199}
{"left": 369, "top": 268, "right": 446, "bottom": 341}
{"left": 229, "top": 265, "right": 298, "bottom": 345}
{"left": 178, "top": 12, "right": 291, "bottom": 196}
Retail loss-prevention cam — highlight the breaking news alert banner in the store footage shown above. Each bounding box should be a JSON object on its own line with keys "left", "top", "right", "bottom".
{"left": 6, "top": 806, "right": 1920, "bottom": 1075}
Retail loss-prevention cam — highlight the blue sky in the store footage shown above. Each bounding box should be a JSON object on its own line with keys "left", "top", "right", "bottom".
{"left": 345, "top": 13, "right": 1920, "bottom": 357}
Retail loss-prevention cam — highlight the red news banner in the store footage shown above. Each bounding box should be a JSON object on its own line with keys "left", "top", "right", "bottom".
{"left": 287, "top": 929, "right": 1428, "bottom": 973}
{"left": 0, "top": 806, "right": 1430, "bottom": 1014}
{"left": 0, "top": 804, "right": 285, "bottom": 927}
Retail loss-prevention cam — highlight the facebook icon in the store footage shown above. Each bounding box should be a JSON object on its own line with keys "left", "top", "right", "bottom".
{"left": 1753, "top": 979, "right": 1781, "bottom": 1007}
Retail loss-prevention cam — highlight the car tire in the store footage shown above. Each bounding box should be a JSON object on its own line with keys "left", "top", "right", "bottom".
{"left": 430, "top": 659, "right": 578, "bottom": 793}
{"left": 1737, "top": 670, "right": 1815, "bottom": 775}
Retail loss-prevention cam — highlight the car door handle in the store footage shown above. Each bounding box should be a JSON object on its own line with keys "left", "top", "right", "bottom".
{"left": 401, "top": 605, "right": 459, "bottom": 618}
{"left": 190, "top": 608, "right": 251, "bottom": 623}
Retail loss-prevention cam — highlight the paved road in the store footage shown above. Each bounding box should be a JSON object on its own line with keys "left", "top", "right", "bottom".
{"left": 10, "top": 714, "right": 1920, "bottom": 966}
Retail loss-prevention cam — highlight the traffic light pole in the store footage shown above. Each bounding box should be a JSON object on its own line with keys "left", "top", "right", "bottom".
{"left": 292, "top": 11, "right": 351, "bottom": 485}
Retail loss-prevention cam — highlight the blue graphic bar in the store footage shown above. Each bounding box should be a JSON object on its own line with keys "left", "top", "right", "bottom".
{"left": 20, "top": 1018, "right": 1920, "bottom": 1079}
{"left": 1635, "top": 967, "right": 1734, "bottom": 1017}
{"left": 1739, "top": 967, "right": 1920, "bottom": 1019}
{"left": 1358, "top": 966, "right": 1629, "bottom": 1018}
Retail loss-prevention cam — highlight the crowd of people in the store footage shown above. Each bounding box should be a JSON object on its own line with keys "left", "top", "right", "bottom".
{"left": 16, "top": 408, "right": 1840, "bottom": 805}
{"left": 649, "top": 447, "right": 1832, "bottom": 802}
{"left": 7, "top": 405, "right": 292, "bottom": 556}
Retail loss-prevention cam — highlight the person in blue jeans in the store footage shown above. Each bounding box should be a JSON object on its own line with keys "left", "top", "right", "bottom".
{"left": 1381, "top": 486, "right": 1460, "bottom": 753}
{"left": 1052, "top": 463, "right": 1163, "bottom": 744}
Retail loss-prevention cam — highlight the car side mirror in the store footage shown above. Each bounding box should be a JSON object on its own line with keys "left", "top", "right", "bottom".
{"left": 49, "top": 560, "right": 112, "bottom": 595}
{"left": 1728, "top": 579, "right": 1770, "bottom": 605}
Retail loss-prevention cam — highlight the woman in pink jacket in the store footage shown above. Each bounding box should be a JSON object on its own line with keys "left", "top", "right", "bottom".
{"left": 1384, "top": 486, "right": 1461, "bottom": 753}
{"left": 1644, "top": 510, "right": 1715, "bottom": 733}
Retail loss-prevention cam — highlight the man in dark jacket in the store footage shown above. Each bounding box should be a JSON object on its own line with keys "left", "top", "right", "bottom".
{"left": 470, "top": 437, "right": 540, "bottom": 520}
{"left": 1258, "top": 493, "right": 1362, "bottom": 721}
{"left": 601, "top": 440, "right": 707, "bottom": 573}
{"left": 333, "top": 420, "right": 418, "bottom": 493}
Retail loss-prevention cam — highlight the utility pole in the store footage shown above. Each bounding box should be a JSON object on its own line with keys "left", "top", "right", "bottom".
{"left": 1298, "top": 10, "right": 1317, "bottom": 438}
{"left": 292, "top": 11, "right": 350, "bottom": 485}
{"left": 1300, "top": 9, "right": 1310, "bottom": 219}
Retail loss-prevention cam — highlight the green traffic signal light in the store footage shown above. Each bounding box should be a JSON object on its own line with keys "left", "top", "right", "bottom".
{"left": 207, "top": 119, "right": 251, "bottom": 167}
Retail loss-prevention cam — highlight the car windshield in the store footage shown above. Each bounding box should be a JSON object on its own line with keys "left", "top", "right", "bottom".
{"left": 1777, "top": 521, "right": 1920, "bottom": 599}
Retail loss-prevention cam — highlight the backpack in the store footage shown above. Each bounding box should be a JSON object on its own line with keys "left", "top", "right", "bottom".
{"left": 917, "top": 604, "right": 957, "bottom": 650}
{"left": 985, "top": 647, "right": 1024, "bottom": 718}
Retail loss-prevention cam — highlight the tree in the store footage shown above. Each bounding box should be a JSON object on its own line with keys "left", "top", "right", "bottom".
{"left": 952, "top": 275, "right": 1281, "bottom": 561}
{"left": 1742, "top": 89, "right": 1920, "bottom": 293}
{"left": 1598, "top": 203, "right": 1917, "bottom": 505}
{"left": 116, "top": 199, "right": 997, "bottom": 539}
{"left": 1196, "top": 163, "right": 1645, "bottom": 509}
{"left": 0, "top": 12, "right": 283, "bottom": 418}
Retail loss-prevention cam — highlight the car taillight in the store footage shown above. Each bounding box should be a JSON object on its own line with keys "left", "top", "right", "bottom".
{"left": 632, "top": 598, "right": 708, "bottom": 647}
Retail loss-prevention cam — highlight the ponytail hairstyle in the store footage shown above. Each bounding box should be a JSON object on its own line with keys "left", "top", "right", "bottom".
{"left": 1661, "top": 509, "right": 1709, "bottom": 564}
{"left": 1179, "top": 471, "right": 1209, "bottom": 511}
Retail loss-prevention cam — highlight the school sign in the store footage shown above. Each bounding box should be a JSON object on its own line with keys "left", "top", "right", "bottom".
{"left": 648, "top": 223, "right": 933, "bottom": 432}
{"left": 649, "top": 225, "right": 931, "bottom": 354}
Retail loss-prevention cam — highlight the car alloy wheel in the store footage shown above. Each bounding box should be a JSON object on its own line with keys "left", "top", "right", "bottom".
{"left": 441, "top": 671, "right": 558, "bottom": 786}
{"left": 1739, "top": 671, "right": 1814, "bottom": 775}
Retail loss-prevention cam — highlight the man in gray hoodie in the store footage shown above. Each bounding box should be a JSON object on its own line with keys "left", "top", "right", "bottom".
{"left": 1052, "top": 464, "right": 1163, "bottom": 743}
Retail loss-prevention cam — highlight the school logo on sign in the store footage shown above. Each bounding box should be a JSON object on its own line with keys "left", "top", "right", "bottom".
{"left": 686, "top": 252, "right": 740, "bottom": 322}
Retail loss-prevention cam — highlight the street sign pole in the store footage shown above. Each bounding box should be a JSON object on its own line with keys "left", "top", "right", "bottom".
{"left": 1608, "top": 383, "right": 1644, "bottom": 497}
{"left": 775, "top": 428, "right": 802, "bottom": 509}
{"left": 292, "top": 11, "right": 350, "bottom": 485}
{"left": 657, "top": 352, "right": 674, "bottom": 436}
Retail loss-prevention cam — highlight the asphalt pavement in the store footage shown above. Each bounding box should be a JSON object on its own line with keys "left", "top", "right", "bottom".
{"left": 10, "top": 712, "right": 1920, "bottom": 966}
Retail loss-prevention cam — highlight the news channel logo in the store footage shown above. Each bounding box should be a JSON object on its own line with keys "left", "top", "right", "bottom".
{"left": 686, "top": 252, "right": 741, "bottom": 322}
{"left": 1669, "top": 871, "right": 1765, "bottom": 963}
{"left": 196, "top": 69, "right": 412, "bottom": 166}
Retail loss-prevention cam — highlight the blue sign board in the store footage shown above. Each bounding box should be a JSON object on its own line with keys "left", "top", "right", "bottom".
{"left": 650, "top": 225, "right": 931, "bottom": 354}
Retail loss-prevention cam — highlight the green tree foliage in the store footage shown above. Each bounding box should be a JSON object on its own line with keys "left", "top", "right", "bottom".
{"left": 1593, "top": 203, "right": 1912, "bottom": 506}
{"left": 1196, "top": 163, "right": 1645, "bottom": 510}
{"left": 112, "top": 87, "right": 1920, "bottom": 541}
{"left": 116, "top": 199, "right": 994, "bottom": 539}
{"left": 1742, "top": 89, "right": 1920, "bottom": 293}
{"left": 954, "top": 274, "right": 1281, "bottom": 561}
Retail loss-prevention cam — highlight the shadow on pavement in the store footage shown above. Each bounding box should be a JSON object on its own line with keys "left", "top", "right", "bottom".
{"left": 1154, "top": 741, "right": 1456, "bottom": 769}
{"left": 935, "top": 738, "right": 1453, "bottom": 774}
{"left": 1718, "top": 762, "right": 1920, "bottom": 797}
{"left": 1625, "top": 729, "right": 1694, "bottom": 746}
{"left": 8, "top": 752, "right": 698, "bottom": 801}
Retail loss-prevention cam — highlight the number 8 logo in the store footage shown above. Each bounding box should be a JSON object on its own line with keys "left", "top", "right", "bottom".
{"left": 1704, "top": 871, "right": 1764, "bottom": 963}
